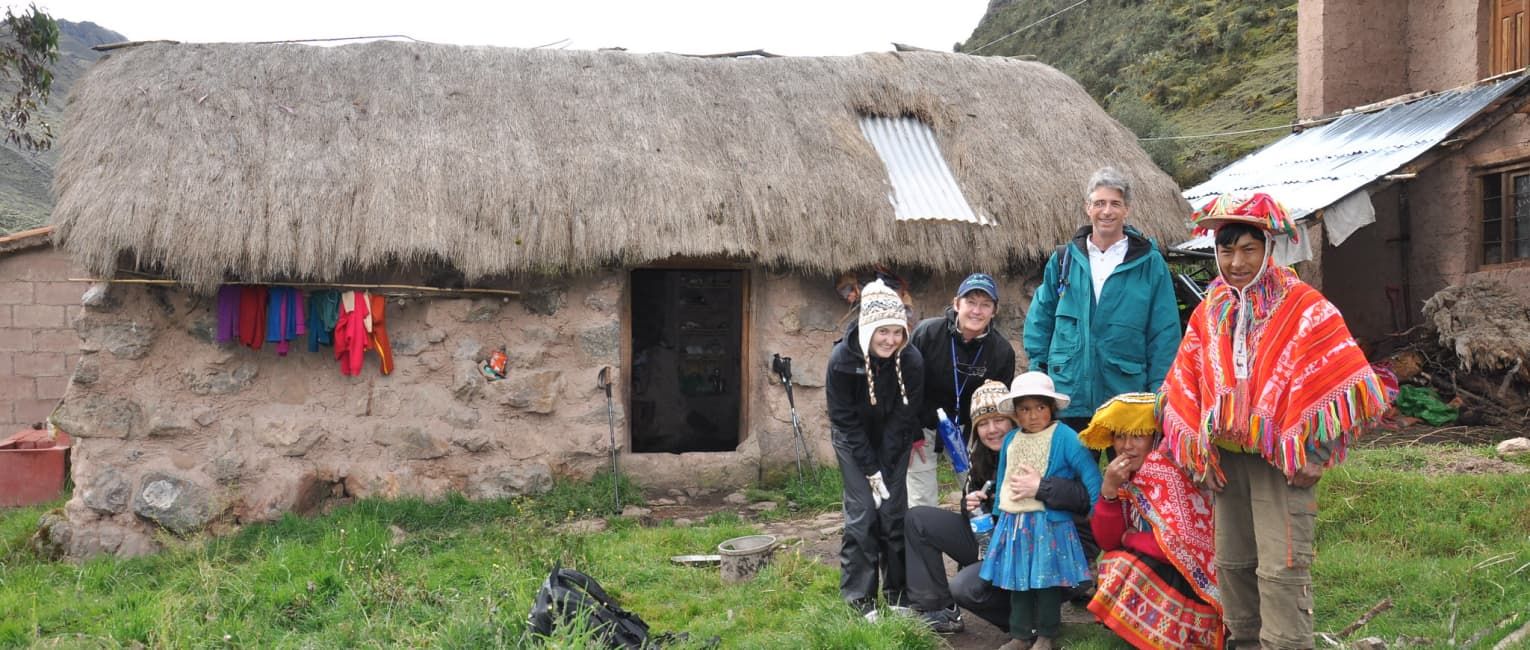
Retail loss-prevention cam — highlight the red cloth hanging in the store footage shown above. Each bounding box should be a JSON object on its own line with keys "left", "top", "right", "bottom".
{"left": 367, "top": 293, "right": 394, "bottom": 376}
{"left": 237, "top": 286, "right": 268, "bottom": 350}
{"left": 334, "top": 291, "right": 372, "bottom": 376}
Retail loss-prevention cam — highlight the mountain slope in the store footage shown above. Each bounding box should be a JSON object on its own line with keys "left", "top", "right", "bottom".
{"left": 0, "top": 19, "right": 124, "bottom": 235}
{"left": 959, "top": 0, "right": 1297, "bottom": 186}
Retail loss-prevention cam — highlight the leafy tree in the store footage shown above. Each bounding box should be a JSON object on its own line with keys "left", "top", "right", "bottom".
{"left": 0, "top": 3, "right": 58, "bottom": 151}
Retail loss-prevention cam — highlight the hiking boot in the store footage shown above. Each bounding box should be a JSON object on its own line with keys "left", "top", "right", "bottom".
{"left": 1031, "top": 636, "right": 1055, "bottom": 650}
{"left": 916, "top": 604, "right": 964, "bottom": 634}
{"left": 997, "top": 638, "right": 1034, "bottom": 650}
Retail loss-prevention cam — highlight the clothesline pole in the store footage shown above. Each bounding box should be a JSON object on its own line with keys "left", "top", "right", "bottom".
{"left": 67, "top": 277, "right": 521, "bottom": 297}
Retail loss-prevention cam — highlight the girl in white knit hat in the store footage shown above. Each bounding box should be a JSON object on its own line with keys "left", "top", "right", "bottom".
{"left": 825, "top": 279, "right": 926, "bottom": 616}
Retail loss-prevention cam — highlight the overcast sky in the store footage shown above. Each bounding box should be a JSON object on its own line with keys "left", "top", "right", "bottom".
{"left": 34, "top": 0, "right": 990, "bottom": 56}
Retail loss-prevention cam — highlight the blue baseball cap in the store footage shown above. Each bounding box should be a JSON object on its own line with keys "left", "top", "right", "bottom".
{"left": 956, "top": 273, "right": 998, "bottom": 302}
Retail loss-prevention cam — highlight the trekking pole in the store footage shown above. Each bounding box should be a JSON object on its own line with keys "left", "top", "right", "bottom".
{"left": 772, "top": 353, "right": 810, "bottom": 481}
{"left": 597, "top": 366, "right": 620, "bottom": 513}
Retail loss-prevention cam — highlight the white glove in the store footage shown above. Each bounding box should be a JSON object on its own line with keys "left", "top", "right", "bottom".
{"left": 867, "top": 471, "right": 891, "bottom": 508}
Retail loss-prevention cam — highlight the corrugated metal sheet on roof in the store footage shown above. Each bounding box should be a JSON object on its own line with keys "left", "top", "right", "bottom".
{"left": 1182, "top": 74, "right": 1530, "bottom": 220}
{"left": 858, "top": 115, "right": 990, "bottom": 225}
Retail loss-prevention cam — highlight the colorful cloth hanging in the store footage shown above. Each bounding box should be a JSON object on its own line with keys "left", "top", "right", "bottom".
{"left": 367, "top": 293, "right": 394, "bottom": 375}
{"left": 307, "top": 290, "right": 340, "bottom": 352}
{"left": 335, "top": 291, "right": 372, "bottom": 376}
{"left": 215, "top": 285, "right": 241, "bottom": 344}
{"left": 264, "top": 287, "right": 307, "bottom": 356}
{"left": 237, "top": 286, "right": 269, "bottom": 350}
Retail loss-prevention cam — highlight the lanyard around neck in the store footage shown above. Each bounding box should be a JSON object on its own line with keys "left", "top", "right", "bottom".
{"left": 950, "top": 336, "right": 985, "bottom": 427}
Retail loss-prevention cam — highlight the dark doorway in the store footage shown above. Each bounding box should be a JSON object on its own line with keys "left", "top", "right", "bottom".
{"left": 629, "top": 269, "right": 744, "bottom": 453}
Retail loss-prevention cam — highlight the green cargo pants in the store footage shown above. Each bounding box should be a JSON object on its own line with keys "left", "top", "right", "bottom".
{"left": 1215, "top": 451, "right": 1318, "bottom": 650}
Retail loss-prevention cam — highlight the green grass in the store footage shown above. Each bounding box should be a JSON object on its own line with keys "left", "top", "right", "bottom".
{"left": 0, "top": 447, "right": 1525, "bottom": 647}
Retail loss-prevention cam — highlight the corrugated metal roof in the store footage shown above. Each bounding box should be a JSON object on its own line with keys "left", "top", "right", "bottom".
{"left": 858, "top": 115, "right": 990, "bottom": 225}
{"left": 1183, "top": 75, "right": 1530, "bottom": 219}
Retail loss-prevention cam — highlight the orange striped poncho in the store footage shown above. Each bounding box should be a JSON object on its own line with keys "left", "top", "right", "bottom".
{"left": 1159, "top": 266, "right": 1389, "bottom": 482}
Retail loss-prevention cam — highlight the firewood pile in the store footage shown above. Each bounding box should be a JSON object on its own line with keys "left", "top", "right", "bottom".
{"left": 1383, "top": 278, "right": 1530, "bottom": 428}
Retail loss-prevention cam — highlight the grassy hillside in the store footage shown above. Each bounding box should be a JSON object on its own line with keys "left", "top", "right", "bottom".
{"left": 0, "top": 19, "right": 124, "bottom": 235}
{"left": 958, "top": 0, "right": 1297, "bottom": 186}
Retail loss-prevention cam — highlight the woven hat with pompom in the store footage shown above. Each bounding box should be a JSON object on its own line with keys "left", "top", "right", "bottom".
{"left": 968, "top": 379, "right": 1014, "bottom": 430}
{"left": 1078, "top": 392, "right": 1160, "bottom": 450}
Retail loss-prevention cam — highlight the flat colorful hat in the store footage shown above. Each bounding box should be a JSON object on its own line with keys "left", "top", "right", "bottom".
{"left": 968, "top": 379, "right": 1014, "bottom": 429}
{"left": 1190, "top": 192, "right": 1300, "bottom": 242}
{"left": 1078, "top": 392, "right": 1160, "bottom": 450}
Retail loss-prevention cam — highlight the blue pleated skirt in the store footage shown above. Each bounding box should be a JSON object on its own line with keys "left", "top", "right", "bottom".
{"left": 979, "top": 510, "right": 1092, "bottom": 591}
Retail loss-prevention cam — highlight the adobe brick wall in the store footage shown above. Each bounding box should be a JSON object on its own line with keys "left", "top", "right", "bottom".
{"left": 0, "top": 245, "right": 86, "bottom": 434}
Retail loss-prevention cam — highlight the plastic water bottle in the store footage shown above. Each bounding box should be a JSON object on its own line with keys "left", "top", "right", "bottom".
{"left": 935, "top": 408, "right": 971, "bottom": 474}
{"left": 970, "top": 480, "right": 995, "bottom": 560}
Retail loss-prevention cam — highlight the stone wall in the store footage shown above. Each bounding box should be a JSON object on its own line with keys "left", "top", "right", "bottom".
{"left": 49, "top": 265, "right": 1040, "bottom": 557}
{"left": 0, "top": 243, "right": 86, "bottom": 434}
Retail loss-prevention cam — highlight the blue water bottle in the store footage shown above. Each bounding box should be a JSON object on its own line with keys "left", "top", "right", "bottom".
{"left": 935, "top": 408, "right": 971, "bottom": 474}
{"left": 970, "top": 480, "right": 995, "bottom": 560}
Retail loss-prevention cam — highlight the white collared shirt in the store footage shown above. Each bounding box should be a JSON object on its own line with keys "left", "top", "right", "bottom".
{"left": 1087, "top": 236, "right": 1129, "bottom": 301}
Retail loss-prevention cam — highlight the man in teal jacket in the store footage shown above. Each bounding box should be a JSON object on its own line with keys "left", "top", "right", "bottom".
{"left": 1025, "top": 167, "right": 1181, "bottom": 434}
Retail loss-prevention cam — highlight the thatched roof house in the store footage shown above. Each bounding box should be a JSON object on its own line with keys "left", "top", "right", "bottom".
{"left": 43, "top": 41, "right": 1190, "bottom": 557}
{"left": 53, "top": 41, "right": 1186, "bottom": 289}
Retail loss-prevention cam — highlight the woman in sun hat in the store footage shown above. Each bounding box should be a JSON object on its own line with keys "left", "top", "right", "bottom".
{"left": 1159, "top": 193, "right": 1388, "bottom": 649}
{"left": 1082, "top": 392, "right": 1222, "bottom": 650}
{"left": 825, "top": 279, "right": 925, "bottom": 615}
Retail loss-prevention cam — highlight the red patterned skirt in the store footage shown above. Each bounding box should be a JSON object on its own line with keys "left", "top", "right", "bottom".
{"left": 1087, "top": 551, "right": 1225, "bottom": 650}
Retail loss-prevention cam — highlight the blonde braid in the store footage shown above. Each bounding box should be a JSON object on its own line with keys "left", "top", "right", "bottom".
{"left": 864, "top": 354, "right": 878, "bottom": 406}
{"left": 893, "top": 353, "right": 909, "bottom": 406}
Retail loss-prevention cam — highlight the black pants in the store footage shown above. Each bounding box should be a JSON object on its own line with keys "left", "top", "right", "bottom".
{"left": 834, "top": 436, "right": 910, "bottom": 604}
{"left": 905, "top": 505, "right": 1011, "bottom": 630}
{"left": 1010, "top": 587, "right": 1063, "bottom": 639}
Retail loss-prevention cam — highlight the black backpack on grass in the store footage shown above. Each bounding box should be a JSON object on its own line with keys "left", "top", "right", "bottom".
{"left": 526, "top": 564, "right": 650, "bottom": 649}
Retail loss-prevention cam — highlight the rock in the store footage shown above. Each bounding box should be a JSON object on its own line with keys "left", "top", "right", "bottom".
{"left": 522, "top": 286, "right": 566, "bottom": 316}
{"left": 472, "top": 464, "right": 553, "bottom": 499}
{"left": 211, "top": 451, "right": 244, "bottom": 484}
{"left": 579, "top": 321, "right": 620, "bottom": 362}
{"left": 748, "top": 501, "right": 778, "bottom": 512}
{"left": 1353, "top": 637, "right": 1387, "bottom": 650}
{"left": 508, "top": 345, "right": 547, "bottom": 369}
{"left": 71, "top": 354, "right": 100, "bottom": 386}
{"left": 453, "top": 433, "right": 493, "bottom": 453}
{"left": 380, "top": 426, "right": 449, "bottom": 460}
{"left": 425, "top": 328, "right": 448, "bottom": 344}
{"left": 621, "top": 505, "right": 652, "bottom": 518}
{"left": 82, "top": 468, "right": 132, "bottom": 514}
{"left": 584, "top": 293, "right": 613, "bottom": 312}
{"left": 81, "top": 282, "right": 118, "bottom": 310}
{"left": 686, "top": 487, "right": 713, "bottom": 499}
{"left": 778, "top": 310, "right": 801, "bottom": 334}
{"left": 256, "top": 421, "right": 327, "bottom": 457}
{"left": 555, "top": 518, "right": 607, "bottom": 534}
{"left": 651, "top": 497, "right": 677, "bottom": 506}
{"left": 465, "top": 299, "right": 503, "bottom": 322}
{"left": 723, "top": 491, "right": 748, "bottom": 505}
{"left": 133, "top": 473, "right": 214, "bottom": 536}
{"left": 193, "top": 409, "right": 219, "bottom": 427}
{"left": 445, "top": 406, "right": 481, "bottom": 429}
{"left": 503, "top": 370, "right": 562, "bottom": 414}
{"left": 818, "top": 526, "right": 840, "bottom": 537}
{"left": 521, "top": 326, "right": 554, "bottom": 342}
{"left": 183, "top": 363, "right": 259, "bottom": 396}
{"left": 666, "top": 488, "right": 685, "bottom": 498}
{"left": 391, "top": 332, "right": 432, "bottom": 356}
{"left": 29, "top": 512, "right": 71, "bottom": 560}
{"left": 452, "top": 339, "right": 484, "bottom": 362}
{"left": 52, "top": 394, "right": 144, "bottom": 439}
{"left": 451, "top": 364, "right": 486, "bottom": 403}
{"left": 1497, "top": 437, "right": 1530, "bottom": 457}
{"left": 80, "top": 322, "right": 155, "bottom": 360}
{"left": 186, "top": 317, "right": 217, "bottom": 344}
{"left": 389, "top": 525, "right": 407, "bottom": 547}
{"left": 673, "top": 518, "right": 695, "bottom": 527}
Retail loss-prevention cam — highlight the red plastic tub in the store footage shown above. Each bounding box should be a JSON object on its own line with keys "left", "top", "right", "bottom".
{"left": 0, "top": 429, "right": 71, "bottom": 507}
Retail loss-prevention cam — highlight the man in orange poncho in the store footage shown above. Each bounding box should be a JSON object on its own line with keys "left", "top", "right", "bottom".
{"left": 1158, "top": 194, "right": 1389, "bottom": 650}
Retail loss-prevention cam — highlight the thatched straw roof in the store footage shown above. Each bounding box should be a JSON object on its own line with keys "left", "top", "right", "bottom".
{"left": 52, "top": 41, "right": 1188, "bottom": 290}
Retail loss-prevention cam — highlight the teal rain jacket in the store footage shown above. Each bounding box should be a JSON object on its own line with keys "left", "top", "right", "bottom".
{"left": 1024, "top": 225, "right": 1181, "bottom": 420}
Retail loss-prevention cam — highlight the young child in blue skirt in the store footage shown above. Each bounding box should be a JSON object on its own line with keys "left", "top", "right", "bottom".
{"left": 980, "top": 371, "right": 1102, "bottom": 650}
